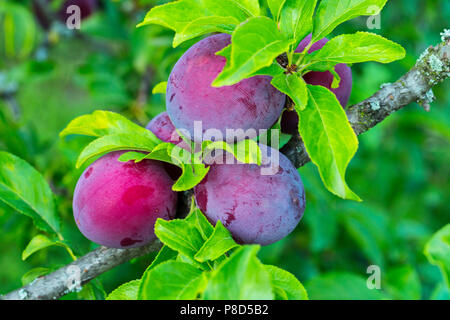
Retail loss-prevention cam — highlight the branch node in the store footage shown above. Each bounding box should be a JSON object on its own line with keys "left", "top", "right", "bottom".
{"left": 417, "top": 89, "right": 435, "bottom": 112}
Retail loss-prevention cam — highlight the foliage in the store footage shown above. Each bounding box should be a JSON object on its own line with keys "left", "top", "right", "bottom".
{"left": 140, "top": 0, "right": 405, "bottom": 201}
{"left": 0, "top": 0, "right": 448, "bottom": 300}
{"left": 132, "top": 208, "right": 307, "bottom": 300}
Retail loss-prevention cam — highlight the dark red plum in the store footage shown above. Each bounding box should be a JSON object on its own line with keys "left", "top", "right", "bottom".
{"left": 146, "top": 111, "right": 182, "bottom": 145}
{"left": 166, "top": 34, "right": 286, "bottom": 143}
{"left": 194, "top": 146, "right": 305, "bottom": 245}
{"left": 58, "top": 0, "right": 98, "bottom": 22}
{"left": 145, "top": 112, "right": 185, "bottom": 180}
{"left": 73, "top": 151, "right": 177, "bottom": 248}
{"left": 32, "top": 0, "right": 98, "bottom": 29}
{"left": 281, "top": 34, "right": 353, "bottom": 135}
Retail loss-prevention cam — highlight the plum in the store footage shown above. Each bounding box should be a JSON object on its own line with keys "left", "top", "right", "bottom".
{"left": 32, "top": 0, "right": 98, "bottom": 29}
{"left": 73, "top": 151, "right": 177, "bottom": 248}
{"left": 297, "top": 34, "right": 353, "bottom": 107}
{"left": 281, "top": 34, "right": 353, "bottom": 135}
{"left": 58, "top": 0, "right": 98, "bottom": 22}
{"left": 194, "top": 146, "right": 305, "bottom": 245}
{"left": 145, "top": 112, "right": 185, "bottom": 180}
{"left": 166, "top": 34, "right": 286, "bottom": 143}
{"left": 146, "top": 111, "right": 182, "bottom": 145}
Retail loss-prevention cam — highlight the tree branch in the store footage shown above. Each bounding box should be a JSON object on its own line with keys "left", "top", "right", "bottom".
{"left": 1, "top": 37, "right": 449, "bottom": 301}
{"left": 282, "top": 37, "right": 450, "bottom": 168}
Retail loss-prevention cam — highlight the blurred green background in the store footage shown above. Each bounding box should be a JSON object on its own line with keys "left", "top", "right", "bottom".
{"left": 0, "top": 0, "right": 448, "bottom": 300}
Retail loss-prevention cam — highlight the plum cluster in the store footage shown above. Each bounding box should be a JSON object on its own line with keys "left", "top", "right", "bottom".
{"left": 73, "top": 34, "right": 352, "bottom": 248}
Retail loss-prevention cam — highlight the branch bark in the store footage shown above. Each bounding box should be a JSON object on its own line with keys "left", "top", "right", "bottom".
{"left": 1, "top": 37, "right": 449, "bottom": 301}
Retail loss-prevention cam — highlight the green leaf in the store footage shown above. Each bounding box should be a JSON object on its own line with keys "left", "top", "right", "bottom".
{"left": 60, "top": 110, "right": 153, "bottom": 139}
{"left": 22, "top": 234, "right": 68, "bottom": 260}
{"left": 173, "top": 17, "right": 237, "bottom": 48}
{"left": 137, "top": 246, "right": 178, "bottom": 299}
{"left": 60, "top": 111, "right": 162, "bottom": 169}
{"left": 234, "top": 0, "right": 260, "bottom": 16}
{"left": 148, "top": 245, "right": 179, "bottom": 270}
{"left": 154, "top": 218, "right": 207, "bottom": 267}
{"left": 264, "top": 265, "right": 308, "bottom": 300}
{"left": 305, "top": 32, "right": 406, "bottom": 69}
{"left": 185, "top": 209, "right": 215, "bottom": 241}
{"left": 298, "top": 85, "right": 360, "bottom": 200}
{"left": 21, "top": 267, "right": 52, "bottom": 286}
{"left": 251, "top": 61, "right": 286, "bottom": 77}
{"left": 424, "top": 224, "right": 450, "bottom": 286}
{"left": 430, "top": 284, "right": 450, "bottom": 300}
{"left": 271, "top": 73, "right": 308, "bottom": 111}
{"left": 313, "top": 0, "right": 388, "bottom": 41}
{"left": 137, "top": 0, "right": 259, "bottom": 47}
{"left": 77, "top": 280, "right": 106, "bottom": 300}
{"left": 147, "top": 143, "right": 209, "bottom": 192}
{"left": 216, "top": 45, "right": 286, "bottom": 78}
{"left": 195, "top": 220, "right": 238, "bottom": 262}
{"left": 123, "top": 143, "right": 210, "bottom": 192}
{"left": 106, "top": 280, "right": 140, "bottom": 300}
{"left": 152, "top": 81, "right": 167, "bottom": 94}
{"left": 139, "top": 261, "right": 207, "bottom": 300}
{"left": 173, "top": 163, "right": 210, "bottom": 192}
{"left": 0, "top": 2, "right": 39, "bottom": 61}
{"left": 267, "top": 0, "right": 286, "bottom": 21}
{"left": 76, "top": 133, "right": 160, "bottom": 169}
{"left": 339, "top": 203, "right": 388, "bottom": 266}
{"left": 203, "top": 245, "right": 274, "bottom": 299}
{"left": 306, "top": 272, "right": 387, "bottom": 300}
{"left": 0, "top": 152, "right": 60, "bottom": 234}
{"left": 213, "top": 17, "right": 292, "bottom": 87}
{"left": 202, "top": 139, "right": 262, "bottom": 166}
{"left": 330, "top": 67, "right": 341, "bottom": 89}
{"left": 385, "top": 266, "right": 422, "bottom": 300}
{"left": 279, "top": 0, "right": 318, "bottom": 46}
{"left": 118, "top": 151, "right": 148, "bottom": 163}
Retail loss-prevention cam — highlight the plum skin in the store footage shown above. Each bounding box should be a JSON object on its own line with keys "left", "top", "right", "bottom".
{"left": 58, "top": 0, "right": 98, "bottom": 21}
{"left": 166, "top": 33, "right": 286, "bottom": 143}
{"left": 145, "top": 111, "right": 184, "bottom": 180}
{"left": 32, "top": 0, "right": 98, "bottom": 29}
{"left": 73, "top": 151, "right": 177, "bottom": 248}
{"left": 194, "top": 147, "right": 305, "bottom": 246}
{"left": 146, "top": 111, "right": 182, "bottom": 145}
{"left": 281, "top": 34, "right": 353, "bottom": 135}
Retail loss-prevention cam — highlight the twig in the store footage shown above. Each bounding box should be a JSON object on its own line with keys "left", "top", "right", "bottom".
{"left": 1, "top": 37, "right": 449, "bottom": 301}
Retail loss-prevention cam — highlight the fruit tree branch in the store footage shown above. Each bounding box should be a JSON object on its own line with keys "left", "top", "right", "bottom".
{"left": 282, "top": 36, "right": 450, "bottom": 168}
{"left": 1, "top": 36, "right": 449, "bottom": 300}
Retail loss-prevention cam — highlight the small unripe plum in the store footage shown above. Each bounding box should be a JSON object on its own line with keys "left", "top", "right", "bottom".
{"left": 146, "top": 111, "right": 182, "bottom": 145}
{"left": 194, "top": 146, "right": 305, "bottom": 245}
{"left": 166, "top": 34, "right": 286, "bottom": 143}
{"left": 73, "top": 151, "right": 177, "bottom": 248}
{"left": 281, "top": 34, "right": 353, "bottom": 134}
